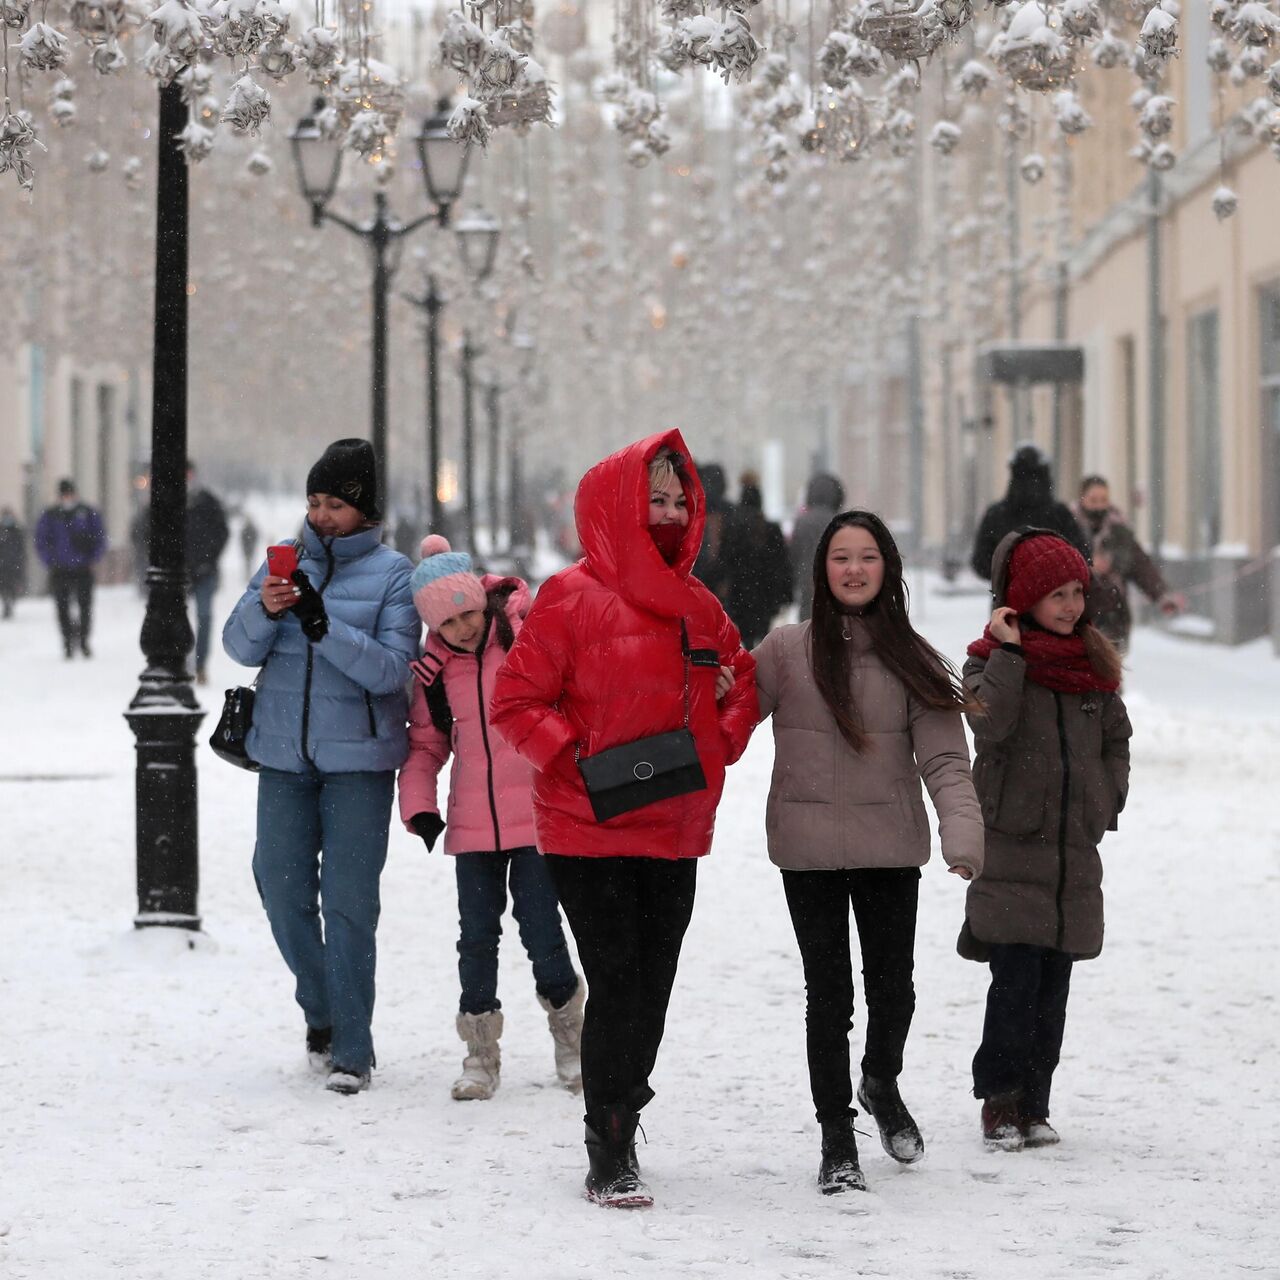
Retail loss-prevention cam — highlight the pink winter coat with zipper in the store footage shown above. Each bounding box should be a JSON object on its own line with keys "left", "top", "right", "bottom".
{"left": 397, "top": 575, "right": 538, "bottom": 855}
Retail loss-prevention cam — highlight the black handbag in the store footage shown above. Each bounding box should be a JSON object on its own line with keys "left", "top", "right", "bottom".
{"left": 575, "top": 622, "right": 708, "bottom": 822}
{"left": 210, "top": 684, "right": 260, "bottom": 771}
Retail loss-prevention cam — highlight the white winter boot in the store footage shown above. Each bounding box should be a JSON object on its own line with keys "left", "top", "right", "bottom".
{"left": 452, "top": 1010, "right": 503, "bottom": 1101}
{"left": 538, "top": 979, "right": 585, "bottom": 1092}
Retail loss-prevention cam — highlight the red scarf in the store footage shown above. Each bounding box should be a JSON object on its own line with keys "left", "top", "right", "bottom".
{"left": 967, "top": 626, "right": 1119, "bottom": 694}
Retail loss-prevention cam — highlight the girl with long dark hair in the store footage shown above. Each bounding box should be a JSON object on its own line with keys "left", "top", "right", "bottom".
{"left": 754, "top": 510, "right": 984, "bottom": 1194}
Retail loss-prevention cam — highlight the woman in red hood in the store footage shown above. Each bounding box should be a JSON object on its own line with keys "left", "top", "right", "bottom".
{"left": 490, "top": 430, "right": 758, "bottom": 1207}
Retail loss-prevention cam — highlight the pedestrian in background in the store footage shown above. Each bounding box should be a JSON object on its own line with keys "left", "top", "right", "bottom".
{"left": 490, "top": 432, "right": 758, "bottom": 1209}
{"left": 970, "top": 444, "right": 1090, "bottom": 581}
{"left": 692, "top": 461, "right": 731, "bottom": 600}
{"left": 754, "top": 510, "right": 983, "bottom": 1195}
{"left": 790, "top": 473, "right": 845, "bottom": 621}
{"left": 186, "top": 461, "right": 229, "bottom": 685}
{"left": 0, "top": 507, "right": 26, "bottom": 619}
{"left": 399, "top": 536, "right": 584, "bottom": 1103}
{"left": 1071, "top": 475, "right": 1184, "bottom": 653}
{"left": 239, "top": 514, "right": 260, "bottom": 580}
{"left": 721, "top": 473, "right": 793, "bottom": 649}
{"left": 960, "top": 530, "right": 1130, "bottom": 1152}
{"left": 34, "top": 479, "right": 106, "bottom": 659}
{"left": 222, "top": 438, "right": 418, "bottom": 1096}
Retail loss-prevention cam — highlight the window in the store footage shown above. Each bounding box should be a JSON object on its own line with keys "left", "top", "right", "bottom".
{"left": 1186, "top": 308, "right": 1221, "bottom": 555}
{"left": 97, "top": 383, "right": 114, "bottom": 526}
{"left": 1260, "top": 285, "right": 1280, "bottom": 549}
{"left": 1183, "top": 0, "right": 1213, "bottom": 146}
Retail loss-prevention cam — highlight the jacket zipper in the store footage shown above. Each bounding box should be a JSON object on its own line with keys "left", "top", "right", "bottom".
{"left": 474, "top": 637, "right": 503, "bottom": 853}
{"left": 363, "top": 691, "right": 377, "bottom": 737}
{"left": 1053, "top": 692, "right": 1070, "bottom": 950}
{"left": 300, "top": 542, "right": 337, "bottom": 766}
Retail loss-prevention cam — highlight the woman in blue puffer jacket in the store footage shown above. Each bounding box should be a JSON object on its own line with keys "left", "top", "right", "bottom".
{"left": 223, "top": 439, "right": 419, "bottom": 1095}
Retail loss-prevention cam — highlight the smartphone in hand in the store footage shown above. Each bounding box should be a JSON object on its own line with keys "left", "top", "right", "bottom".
{"left": 266, "top": 543, "right": 299, "bottom": 579}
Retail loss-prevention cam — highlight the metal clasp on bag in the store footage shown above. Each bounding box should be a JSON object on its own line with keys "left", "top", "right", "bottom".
{"left": 633, "top": 761, "right": 655, "bottom": 781}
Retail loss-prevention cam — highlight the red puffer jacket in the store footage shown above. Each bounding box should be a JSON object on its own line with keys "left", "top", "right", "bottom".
{"left": 489, "top": 429, "right": 759, "bottom": 859}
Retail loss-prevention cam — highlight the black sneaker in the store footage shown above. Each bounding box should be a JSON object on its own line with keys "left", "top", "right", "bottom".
{"left": 857, "top": 1075, "right": 925, "bottom": 1164}
{"left": 306, "top": 1026, "right": 332, "bottom": 1073}
{"left": 326, "top": 1065, "right": 371, "bottom": 1095}
{"left": 817, "top": 1112, "right": 866, "bottom": 1194}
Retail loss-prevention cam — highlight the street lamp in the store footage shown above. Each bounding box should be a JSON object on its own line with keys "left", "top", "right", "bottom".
{"left": 289, "top": 97, "right": 474, "bottom": 487}
{"left": 454, "top": 211, "right": 501, "bottom": 551}
{"left": 404, "top": 272, "right": 447, "bottom": 535}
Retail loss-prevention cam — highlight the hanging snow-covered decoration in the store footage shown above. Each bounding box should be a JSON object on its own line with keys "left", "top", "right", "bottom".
{"left": 1212, "top": 183, "right": 1239, "bottom": 217}
{"left": 441, "top": 10, "right": 487, "bottom": 74}
{"left": 176, "top": 60, "right": 212, "bottom": 101}
{"left": 860, "top": 0, "right": 942, "bottom": 63}
{"left": 245, "top": 147, "right": 272, "bottom": 175}
{"left": 0, "top": 109, "right": 43, "bottom": 191}
{"left": 85, "top": 145, "right": 109, "bottom": 170}
{"left": 957, "top": 57, "right": 993, "bottom": 95}
{"left": 885, "top": 106, "right": 916, "bottom": 156}
{"left": 1020, "top": 150, "right": 1046, "bottom": 182}
{"left": 1138, "top": 93, "right": 1176, "bottom": 138}
{"left": 1231, "top": 2, "right": 1280, "bottom": 45}
{"left": 1148, "top": 141, "right": 1176, "bottom": 168}
{"left": 176, "top": 119, "right": 214, "bottom": 159}
{"left": 447, "top": 94, "right": 492, "bottom": 148}
{"left": 220, "top": 73, "right": 270, "bottom": 135}
{"left": 70, "top": 0, "right": 126, "bottom": 42}
{"left": 90, "top": 39, "right": 127, "bottom": 73}
{"left": 299, "top": 25, "right": 340, "bottom": 84}
{"left": 1235, "top": 44, "right": 1269, "bottom": 76}
{"left": 920, "top": 0, "right": 974, "bottom": 40}
{"left": 1207, "top": 35, "right": 1233, "bottom": 70}
{"left": 20, "top": 22, "right": 70, "bottom": 71}
{"left": 257, "top": 36, "right": 296, "bottom": 80}
{"left": 1136, "top": 4, "right": 1179, "bottom": 76}
{"left": 704, "top": 10, "right": 762, "bottom": 82}
{"left": 930, "top": 119, "right": 961, "bottom": 153}
{"left": 142, "top": 38, "right": 190, "bottom": 86}
{"left": 334, "top": 58, "right": 403, "bottom": 136}
{"left": 1060, "top": 0, "right": 1101, "bottom": 38}
{"left": 207, "top": 0, "right": 289, "bottom": 59}
{"left": 1, "top": 0, "right": 30, "bottom": 30}
{"left": 990, "top": 2, "right": 1076, "bottom": 91}
{"left": 123, "top": 154, "right": 143, "bottom": 188}
{"left": 1053, "top": 88, "right": 1093, "bottom": 134}
{"left": 485, "top": 62, "right": 554, "bottom": 128}
{"left": 1091, "top": 27, "right": 1129, "bottom": 67}
{"left": 148, "top": 0, "right": 203, "bottom": 62}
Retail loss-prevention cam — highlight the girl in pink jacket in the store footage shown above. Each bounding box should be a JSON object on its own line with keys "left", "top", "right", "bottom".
{"left": 399, "top": 536, "right": 583, "bottom": 1101}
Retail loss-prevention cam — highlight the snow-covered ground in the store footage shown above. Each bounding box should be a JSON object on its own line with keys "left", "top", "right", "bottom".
{"left": 3, "top": 558, "right": 1278, "bottom": 1280}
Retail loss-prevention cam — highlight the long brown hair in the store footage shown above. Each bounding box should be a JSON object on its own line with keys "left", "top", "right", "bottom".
{"left": 1080, "top": 622, "right": 1124, "bottom": 685}
{"left": 810, "top": 511, "right": 978, "bottom": 752}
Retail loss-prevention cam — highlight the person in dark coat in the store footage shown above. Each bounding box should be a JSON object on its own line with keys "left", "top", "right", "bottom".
{"left": 721, "top": 475, "right": 793, "bottom": 649}
{"left": 34, "top": 479, "right": 107, "bottom": 658}
{"left": 239, "top": 514, "right": 260, "bottom": 579}
{"left": 186, "top": 461, "right": 229, "bottom": 684}
{"left": 959, "top": 530, "right": 1130, "bottom": 1152}
{"left": 1071, "top": 476, "right": 1184, "bottom": 653}
{"left": 790, "top": 473, "right": 845, "bottom": 621}
{"left": 0, "top": 508, "right": 26, "bottom": 619}
{"left": 970, "top": 445, "right": 1090, "bottom": 581}
{"left": 692, "top": 462, "right": 730, "bottom": 600}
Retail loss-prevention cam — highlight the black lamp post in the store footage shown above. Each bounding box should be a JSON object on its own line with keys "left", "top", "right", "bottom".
{"left": 404, "top": 273, "right": 446, "bottom": 534}
{"left": 125, "top": 78, "right": 203, "bottom": 931}
{"left": 289, "top": 98, "right": 472, "bottom": 486}
{"left": 509, "top": 327, "right": 536, "bottom": 562}
{"left": 454, "top": 209, "right": 501, "bottom": 552}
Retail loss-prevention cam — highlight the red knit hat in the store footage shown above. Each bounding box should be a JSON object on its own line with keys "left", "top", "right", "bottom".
{"left": 1005, "top": 534, "right": 1090, "bottom": 614}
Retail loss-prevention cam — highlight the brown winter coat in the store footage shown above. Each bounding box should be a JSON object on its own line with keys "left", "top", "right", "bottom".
{"left": 1070, "top": 503, "right": 1167, "bottom": 649}
{"left": 754, "top": 620, "right": 985, "bottom": 876}
{"left": 959, "top": 647, "right": 1132, "bottom": 962}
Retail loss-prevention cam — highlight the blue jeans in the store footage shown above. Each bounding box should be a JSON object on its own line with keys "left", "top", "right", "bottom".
{"left": 252, "top": 768, "right": 394, "bottom": 1073}
{"left": 455, "top": 848, "right": 578, "bottom": 1015}
{"left": 190, "top": 571, "right": 218, "bottom": 671}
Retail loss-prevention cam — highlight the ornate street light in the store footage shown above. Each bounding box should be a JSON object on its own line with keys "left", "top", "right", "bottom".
{"left": 289, "top": 97, "right": 342, "bottom": 227}
{"left": 455, "top": 209, "right": 502, "bottom": 285}
{"left": 418, "top": 101, "right": 470, "bottom": 216}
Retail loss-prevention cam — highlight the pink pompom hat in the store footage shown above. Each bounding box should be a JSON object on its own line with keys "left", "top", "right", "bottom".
{"left": 410, "top": 534, "right": 487, "bottom": 629}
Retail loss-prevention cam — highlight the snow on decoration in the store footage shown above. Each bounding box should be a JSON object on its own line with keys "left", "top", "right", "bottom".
{"left": 299, "top": 24, "right": 340, "bottom": 84}
{"left": 245, "top": 147, "right": 271, "bottom": 175}
{"left": 343, "top": 107, "right": 389, "bottom": 156}
{"left": 20, "top": 22, "right": 70, "bottom": 70}
{"left": 207, "top": 0, "right": 289, "bottom": 58}
{"left": 1137, "top": 5, "right": 1179, "bottom": 73}
{"left": 957, "top": 57, "right": 993, "bottom": 95}
{"left": 257, "top": 36, "right": 296, "bottom": 80}
{"left": 123, "top": 154, "right": 143, "bottom": 187}
{"left": 1238, "top": 44, "right": 1269, "bottom": 74}
{"left": 1139, "top": 93, "right": 1176, "bottom": 137}
{"left": 441, "top": 10, "right": 487, "bottom": 74}
{"left": 1148, "top": 140, "right": 1176, "bottom": 168}
{"left": 86, "top": 145, "right": 110, "bottom": 170}
{"left": 990, "top": 2, "right": 1076, "bottom": 91}
{"left": 1, "top": 0, "right": 31, "bottom": 30}
{"left": 447, "top": 94, "right": 492, "bottom": 148}
{"left": 0, "top": 110, "right": 44, "bottom": 192}
{"left": 1020, "top": 150, "right": 1046, "bottom": 182}
{"left": 50, "top": 96, "right": 77, "bottom": 126}
{"left": 1060, "top": 0, "right": 1101, "bottom": 38}
{"left": 1053, "top": 88, "right": 1093, "bottom": 134}
{"left": 176, "top": 119, "right": 214, "bottom": 159}
{"left": 1207, "top": 35, "right": 1233, "bottom": 70}
{"left": 1091, "top": 27, "right": 1129, "bottom": 67}
{"left": 333, "top": 58, "right": 403, "bottom": 136}
{"left": 860, "top": 0, "right": 942, "bottom": 63}
{"left": 148, "top": 0, "right": 203, "bottom": 62}
{"left": 90, "top": 40, "right": 127, "bottom": 73}
{"left": 220, "top": 73, "right": 270, "bottom": 135}
{"left": 1266, "top": 58, "right": 1280, "bottom": 97}
{"left": 929, "top": 119, "right": 961, "bottom": 153}
{"left": 176, "top": 60, "right": 212, "bottom": 101}
{"left": 885, "top": 106, "right": 916, "bottom": 156}
{"left": 142, "top": 39, "right": 189, "bottom": 86}
{"left": 1232, "top": 1, "right": 1280, "bottom": 44}
{"left": 1212, "top": 183, "right": 1238, "bottom": 217}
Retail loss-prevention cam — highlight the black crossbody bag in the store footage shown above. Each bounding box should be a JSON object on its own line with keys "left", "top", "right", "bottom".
{"left": 210, "top": 683, "right": 260, "bottom": 771}
{"left": 575, "top": 621, "right": 712, "bottom": 822}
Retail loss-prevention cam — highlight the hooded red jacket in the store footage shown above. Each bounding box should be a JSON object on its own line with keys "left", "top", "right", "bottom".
{"left": 489, "top": 430, "right": 759, "bottom": 858}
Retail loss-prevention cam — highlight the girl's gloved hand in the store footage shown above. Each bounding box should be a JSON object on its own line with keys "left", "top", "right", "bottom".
{"left": 409, "top": 812, "right": 446, "bottom": 851}
{"left": 290, "top": 569, "right": 329, "bottom": 642}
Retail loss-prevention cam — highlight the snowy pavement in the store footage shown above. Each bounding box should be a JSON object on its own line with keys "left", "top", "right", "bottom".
{"left": 3, "top": 569, "right": 1278, "bottom": 1280}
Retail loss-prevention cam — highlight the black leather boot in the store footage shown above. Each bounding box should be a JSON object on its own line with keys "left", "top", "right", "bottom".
{"left": 857, "top": 1074, "right": 925, "bottom": 1164}
{"left": 818, "top": 1111, "right": 866, "bottom": 1194}
{"left": 584, "top": 1105, "right": 652, "bottom": 1208}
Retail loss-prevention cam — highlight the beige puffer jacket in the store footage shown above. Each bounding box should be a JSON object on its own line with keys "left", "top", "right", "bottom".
{"left": 754, "top": 620, "right": 984, "bottom": 876}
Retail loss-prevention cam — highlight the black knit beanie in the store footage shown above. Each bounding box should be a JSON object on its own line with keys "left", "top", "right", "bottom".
{"left": 305, "top": 438, "right": 380, "bottom": 519}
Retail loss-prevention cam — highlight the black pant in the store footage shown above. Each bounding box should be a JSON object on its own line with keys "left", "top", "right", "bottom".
{"left": 972, "top": 943, "right": 1073, "bottom": 1118}
{"left": 781, "top": 866, "right": 920, "bottom": 1123}
{"left": 546, "top": 854, "right": 697, "bottom": 1123}
{"left": 49, "top": 567, "right": 94, "bottom": 650}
